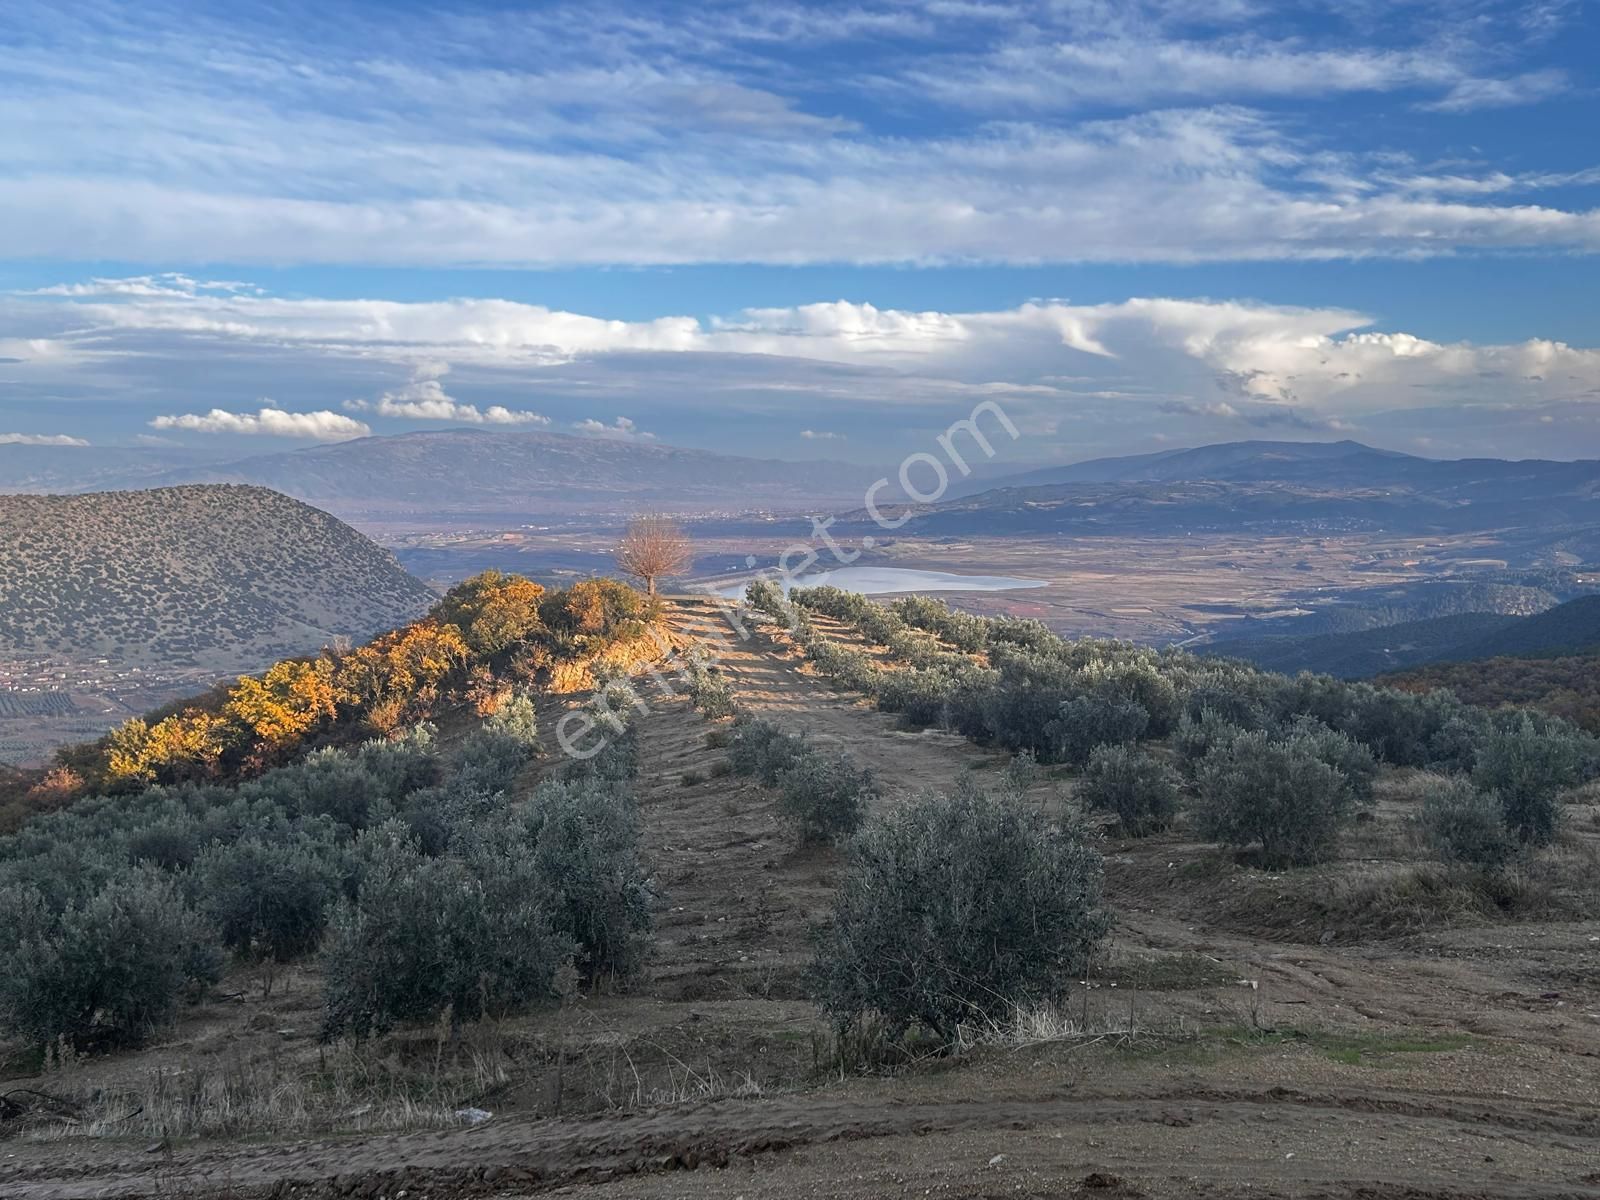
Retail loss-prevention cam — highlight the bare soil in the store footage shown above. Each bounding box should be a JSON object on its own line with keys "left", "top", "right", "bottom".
{"left": 4, "top": 597, "right": 1599, "bottom": 1199}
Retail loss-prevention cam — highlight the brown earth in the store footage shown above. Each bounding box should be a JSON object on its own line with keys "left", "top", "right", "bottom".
{"left": 4, "top": 596, "right": 1599, "bottom": 1199}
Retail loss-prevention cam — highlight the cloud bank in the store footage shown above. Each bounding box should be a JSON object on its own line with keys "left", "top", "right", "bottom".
{"left": 150, "top": 407, "right": 371, "bottom": 440}
{"left": 7, "top": 278, "right": 1596, "bottom": 460}
{"left": 3, "top": 1, "right": 1595, "bottom": 266}
{"left": 0, "top": 432, "right": 91, "bottom": 446}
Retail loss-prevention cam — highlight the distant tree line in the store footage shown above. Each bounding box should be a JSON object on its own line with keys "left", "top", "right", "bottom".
{"left": 1382, "top": 654, "right": 1600, "bottom": 736}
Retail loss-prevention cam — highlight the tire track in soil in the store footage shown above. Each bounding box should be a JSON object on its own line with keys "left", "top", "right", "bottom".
{"left": 6, "top": 1087, "right": 1600, "bottom": 1200}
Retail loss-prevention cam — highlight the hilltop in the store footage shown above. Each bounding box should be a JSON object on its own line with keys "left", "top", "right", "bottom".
{"left": 0, "top": 485, "right": 435, "bottom": 670}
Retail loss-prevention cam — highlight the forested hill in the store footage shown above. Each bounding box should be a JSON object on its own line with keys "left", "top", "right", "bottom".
{"left": 0, "top": 486, "right": 435, "bottom": 670}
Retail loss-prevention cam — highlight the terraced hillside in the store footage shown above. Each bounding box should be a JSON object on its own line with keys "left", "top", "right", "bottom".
{"left": 0, "top": 486, "right": 435, "bottom": 670}
{"left": 5, "top": 592, "right": 1599, "bottom": 1199}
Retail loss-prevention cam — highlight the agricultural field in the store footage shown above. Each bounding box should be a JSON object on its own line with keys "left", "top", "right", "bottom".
{"left": 3, "top": 588, "right": 1599, "bottom": 1198}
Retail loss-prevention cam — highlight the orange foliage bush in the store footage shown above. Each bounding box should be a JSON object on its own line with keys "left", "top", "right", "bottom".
{"left": 431, "top": 570, "right": 546, "bottom": 657}
{"left": 541, "top": 578, "right": 649, "bottom": 640}
{"left": 68, "top": 571, "right": 663, "bottom": 794}
{"left": 226, "top": 658, "right": 343, "bottom": 747}
{"left": 105, "top": 709, "right": 231, "bottom": 789}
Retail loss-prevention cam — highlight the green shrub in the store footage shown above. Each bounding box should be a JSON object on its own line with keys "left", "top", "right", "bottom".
{"left": 686, "top": 661, "right": 739, "bottom": 718}
{"left": 1192, "top": 731, "right": 1354, "bottom": 866}
{"left": 875, "top": 668, "right": 958, "bottom": 727}
{"left": 744, "top": 578, "right": 792, "bottom": 623}
{"left": 194, "top": 835, "right": 342, "bottom": 963}
{"left": 776, "top": 752, "right": 874, "bottom": 844}
{"left": 321, "top": 827, "right": 570, "bottom": 1042}
{"left": 889, "top": 594, "right": 989, "bottom": 653}
{"left": 1046, "top": 694, "right": 1150, "bottom": 766}
{"left": 1172, "top": 708, "right": 1244, "bottom": 777}
{"left": 729, "top": 719, "right": 808, "bottom": 784}
{"left": 125, "top": 817, "right": 203, "bottom": 871}
{"left": 1473, "top": 717, "right": 1582, "bottom": 845}
{"left": 1417, "top": 779, "right": 1514, "bottom": 871}
{"left": 1002, "top": 750, "right": 1039, "bottom": 792}
{"left": 1287, "top": 718, "right": 1379, "bottom": 804}
{"left": 451, "top": 692, "right": 542, "bottom": 792}
{"left": 0, "top": 870, "right": 222, "bottom": 1049}
{"left": 1079, "top": 745, "right": 1181, "bottom": 836}
{"left": 815, "top": 785, "right": 1110, "bottom": 1042}
{"left": 520, "top": 776, "right": 653, "bottom": 984}
{"left": 802, "top": 638, "right": 882, "bottom": 694}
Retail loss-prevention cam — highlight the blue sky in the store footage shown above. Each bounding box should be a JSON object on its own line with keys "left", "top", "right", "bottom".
{"left": 2, "top": 0, "right": 1598, "bottom": 465}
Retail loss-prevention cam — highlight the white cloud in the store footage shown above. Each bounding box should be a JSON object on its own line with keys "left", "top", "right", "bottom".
{"left": 149, "top": 407, "right": 371, "bottom": 439}
{"left": 801, "top": 429, "right": 846, "bottom": 440}
{"left": 574, "top": 416, "right": 655, "bottom": 440}
{"left": 1423, "top": 68, "right": 1569, "bottom": 113}
{"left": 0, "top": 432, "right": 90, "bottom": 446}
{"left": 347, "top": 365, "right": 550, "bottom": 425}
{"left": 23, "top": 273, "right": 257, "bottom": 299}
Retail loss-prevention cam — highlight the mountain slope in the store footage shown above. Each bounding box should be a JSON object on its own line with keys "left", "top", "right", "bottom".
{"left": 1456, "top": 595, "right": 1600, "bottom": 660}
{"left": 1205, "top": 593, "right": 1600, "bottom": 679}
{"left": 960, "top": 439, "right": 1421, "bottom": 492}
{"left": 1203, "top": 612, "right": 1521, "bottom": 678}
{"left": 1381, "top": 653, "right": 1600, "bottom": 734}
{"left": 140, "top": 429, "right": 873, "bottom": 515}
{"left": 0, "top": 486, "right": 435, "bottom": 669}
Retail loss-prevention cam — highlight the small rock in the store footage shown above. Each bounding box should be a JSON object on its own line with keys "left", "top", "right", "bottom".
{"left": 988, "top": 1154, "right": 1006, "bottom": 1166}
{"left": 454, "top": 1107, "right": 493, "bottom": 1126}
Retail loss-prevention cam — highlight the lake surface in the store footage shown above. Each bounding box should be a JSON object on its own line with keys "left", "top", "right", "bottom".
{"left": 715, "top": 566, "right": 1046, "bottom": 598}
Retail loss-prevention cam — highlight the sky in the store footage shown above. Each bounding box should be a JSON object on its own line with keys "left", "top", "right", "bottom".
{"left": 2, "top": 0, "right": 1599, "bottom": 467}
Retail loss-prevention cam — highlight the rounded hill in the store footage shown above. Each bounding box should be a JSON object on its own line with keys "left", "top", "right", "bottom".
{"left": 0, "top": 485, "right": 435, "bottom": 669}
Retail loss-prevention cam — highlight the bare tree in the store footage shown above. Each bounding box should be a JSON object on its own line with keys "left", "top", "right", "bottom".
{"left": 616, "top": 514, "right": 692, "bottom": 596}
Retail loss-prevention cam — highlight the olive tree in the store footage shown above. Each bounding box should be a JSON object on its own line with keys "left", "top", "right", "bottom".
{"left": 815, "top": 785, "right": 1110, "bottom": 1042}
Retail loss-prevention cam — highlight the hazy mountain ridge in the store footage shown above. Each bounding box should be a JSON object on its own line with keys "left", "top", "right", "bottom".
{"left": 0, "top": 444, "right": 230, "bottom": 493}
{"left": 848, "top": 441, "right": 1600, "bottom": 548}
{"left": 1, "top": 430, "right": 875, "bottom": 517}
{"left": 0, "top": 486, "right": 435, "bottom": 670}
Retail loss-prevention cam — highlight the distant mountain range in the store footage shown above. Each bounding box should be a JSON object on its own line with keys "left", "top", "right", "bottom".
{"left": 0, "top": 430, "right": 873, "bottom": 518}
{"left": 962, "top": 439, "right": 1600, "bottom": 495}
{"left": 846, "top": 439, "right": 1600, "bottom": 559}
{"left": 952, "top": 439, "right": 1420, "bottom": 492}
{"left": 10, "top": 434, "right": 1600, "bottom": 538}
{"left": 0, "top": 486, "right": 435, "bottom": 672}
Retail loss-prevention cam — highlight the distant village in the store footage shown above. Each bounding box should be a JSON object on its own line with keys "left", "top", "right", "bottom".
{"left": 0, "top": 655, "right": 220, "bottom": 766}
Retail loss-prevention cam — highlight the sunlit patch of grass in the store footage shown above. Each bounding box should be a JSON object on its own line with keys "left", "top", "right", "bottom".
{"left": 1116, "top": 1024, "right": 1479, "bottom": 1069}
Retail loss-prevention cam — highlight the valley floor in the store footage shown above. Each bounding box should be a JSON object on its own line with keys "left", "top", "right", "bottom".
{"left": 4, "top": 597, "right": 1599, "bottom": 1198}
